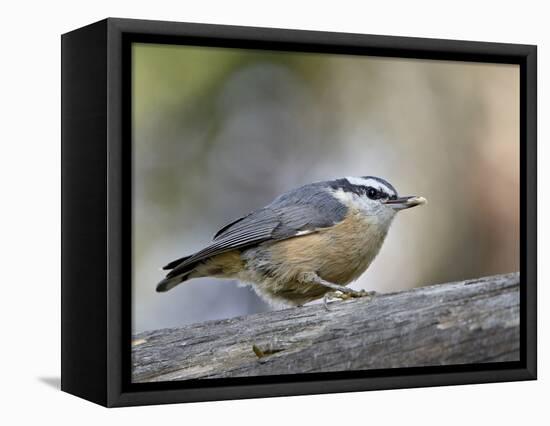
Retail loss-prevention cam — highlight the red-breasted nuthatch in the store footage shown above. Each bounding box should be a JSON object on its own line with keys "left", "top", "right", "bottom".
{"left": 156, "top": 176, "right": 426, "bottom": 306}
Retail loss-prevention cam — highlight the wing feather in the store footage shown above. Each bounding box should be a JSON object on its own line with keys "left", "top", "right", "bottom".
{"left": 165, "top": 185, "right": 349, "bottom": 279}
{"left": 166, "top": 209, "right": 280, "bottom": 278}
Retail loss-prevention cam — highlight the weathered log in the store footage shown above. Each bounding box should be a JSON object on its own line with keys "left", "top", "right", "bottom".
{"left": 132, "top": 272, "right": 519, "bottom": 382}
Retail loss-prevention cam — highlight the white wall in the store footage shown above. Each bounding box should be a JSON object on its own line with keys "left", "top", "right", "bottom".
{"left": 1, "top": 0, "right": 546, "bottom": 424}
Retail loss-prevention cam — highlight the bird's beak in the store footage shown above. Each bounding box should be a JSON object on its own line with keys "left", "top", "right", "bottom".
{"left": 383, "top": 195, "right": 427, "bottom": 210}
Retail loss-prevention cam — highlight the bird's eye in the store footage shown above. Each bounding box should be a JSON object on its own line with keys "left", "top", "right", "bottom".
{"left": 366, "top": 187, "right": 379, "bottom": 200}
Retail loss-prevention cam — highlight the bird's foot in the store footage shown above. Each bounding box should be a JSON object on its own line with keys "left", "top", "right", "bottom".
{"left": 323, "top": 289, "right": 377, "bottom": 310}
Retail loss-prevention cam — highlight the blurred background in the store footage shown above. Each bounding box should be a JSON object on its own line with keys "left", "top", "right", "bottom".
{"left": 131, "top": 43, "right": 519, "bottom": 334}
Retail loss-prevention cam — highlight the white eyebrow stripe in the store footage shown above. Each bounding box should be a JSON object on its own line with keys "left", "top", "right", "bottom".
{"left": 345, "top": 176, "right": 371, "bottom": 187}
{"left": 345, "top": 177, "right": 396, "bottom": 195}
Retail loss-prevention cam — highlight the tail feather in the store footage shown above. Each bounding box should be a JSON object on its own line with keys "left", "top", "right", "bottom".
{"left": 162, "top": 254, "right": 192, "bottom": 270}
{"left": 157, "top": 249, "right": 239, "bottom": 293}
{"left": 156, "top": 273, "right": 190, "bottom": 292}
{"left": 157, "top": 254, "right": 196, "bottom": 292}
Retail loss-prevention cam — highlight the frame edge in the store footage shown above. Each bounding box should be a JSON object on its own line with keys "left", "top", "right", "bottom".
{"left": 61, "top": 18, "right": 110, "bottom": 407}
{"left": 94, "top": 17, "right": 538, "bottom": 407}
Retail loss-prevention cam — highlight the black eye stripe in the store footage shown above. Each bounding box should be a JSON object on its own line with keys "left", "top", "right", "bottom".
{"left": 366, "top": 186, "right": 386, "bottom": 200}
{"left": 365, "top": 186, "right": 397, "bottom": 200}
{"left": 362, "top": 176, "right": 398, "bottom": 196}
{"left": 328, "top": 178, "right": 397, "bottom": 200}
{"left": 366, "top": 187, "right": 378, "bottom": 199}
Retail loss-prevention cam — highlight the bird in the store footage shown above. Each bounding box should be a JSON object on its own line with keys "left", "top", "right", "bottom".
{"left": 156, "top": 176, "right": 426, "bottom": 307}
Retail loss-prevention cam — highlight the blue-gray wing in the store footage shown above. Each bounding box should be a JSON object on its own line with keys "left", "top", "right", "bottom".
{"left": 213, "top": 182, "right": 348, "bottom": 242}
{"left": 165, "top": 183, "right": 347, "bottom": 278}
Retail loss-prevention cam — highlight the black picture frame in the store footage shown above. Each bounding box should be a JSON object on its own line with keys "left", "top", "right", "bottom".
{"left": 61, "top": 17, "right": 537, "bottom": 407}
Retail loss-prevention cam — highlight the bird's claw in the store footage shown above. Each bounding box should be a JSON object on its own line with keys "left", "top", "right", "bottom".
{"left": 323, "top": 289, "right": 377, "bottom": 310}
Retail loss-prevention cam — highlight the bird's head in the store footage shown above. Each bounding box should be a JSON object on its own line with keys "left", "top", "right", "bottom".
{"left": 328, "top": 176, "right": 427, "bottom": 224}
